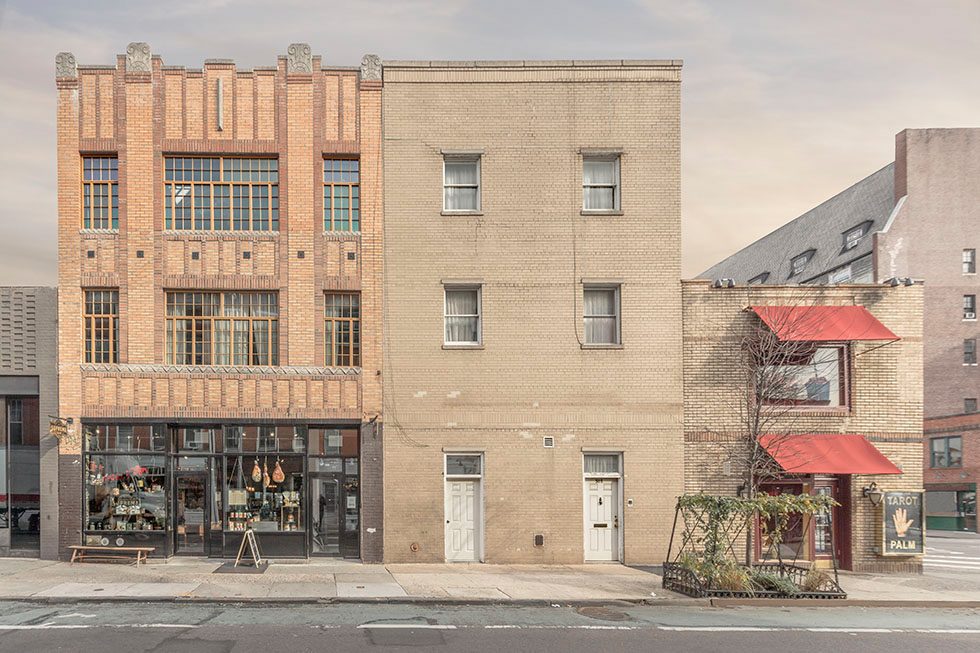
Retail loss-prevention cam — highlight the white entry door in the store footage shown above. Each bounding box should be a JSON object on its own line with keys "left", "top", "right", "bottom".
{"left": 585, "top": 479, "right": 619, "bottom": 561}
{"left": 445, "top": 479, "right": 480, "bottom": 562}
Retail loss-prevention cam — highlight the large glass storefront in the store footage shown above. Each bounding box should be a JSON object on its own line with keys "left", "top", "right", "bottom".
{"left": 82, "top": 423, "right": 361, "bottom": 558}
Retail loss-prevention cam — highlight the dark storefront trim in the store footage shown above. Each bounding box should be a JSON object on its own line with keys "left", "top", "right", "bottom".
{"left": 80, "top": 422, "right": 364, "bottom": 559}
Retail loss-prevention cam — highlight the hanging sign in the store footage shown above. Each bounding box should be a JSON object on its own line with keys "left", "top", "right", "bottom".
{"left": 881, "top": 490, "right": 924, "bottom": 556}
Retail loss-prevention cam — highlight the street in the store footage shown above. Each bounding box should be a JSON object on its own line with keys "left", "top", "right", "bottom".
{"left": 0, "top": 601, "right": 977, "bottom": 652}
{"left": 926, "top": 533, "right": 980, "bottom": 574}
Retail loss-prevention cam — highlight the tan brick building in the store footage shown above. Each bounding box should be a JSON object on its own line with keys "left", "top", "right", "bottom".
{"left": 683, "top": 280, "right": 924, "bottom": 573}
{"left": 381, "top": 60, "right": 684, "bottom": 564}
{"left": 55, "top": 44, "right": 384, "bottom": 560}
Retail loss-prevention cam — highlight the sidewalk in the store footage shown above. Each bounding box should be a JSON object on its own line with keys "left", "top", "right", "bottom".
{"left": 0, "top": 557, "right": 978, "bottom": 605}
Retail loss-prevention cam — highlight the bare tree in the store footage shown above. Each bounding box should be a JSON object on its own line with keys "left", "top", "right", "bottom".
{"left": 706, "top": 288, "right": 853, "bottom": 565}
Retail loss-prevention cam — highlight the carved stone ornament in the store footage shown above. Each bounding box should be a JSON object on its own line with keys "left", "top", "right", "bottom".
{"left": 126, "top": 42, "right": 151, "bottom": 72}
{"left": 55, "top": 52, "right": 77, "bottom": 78}
{"left": 360, "top": 54, "right": 382, "bottom": 81}
{"left": 286, "top": 43, "right": 312, "bottom": 73}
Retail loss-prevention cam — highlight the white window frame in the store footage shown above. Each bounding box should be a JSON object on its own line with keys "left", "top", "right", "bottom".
{"left": 582, "top": 452, "right": 624, "bottom": 563}
{"left": 442, "top": 155, "right": 481, "bottom": 213}
{"left": 582, "top": 156, "right": 621, "bottom": 212}
{"left": 829, "top": 265, "right": 852, "bottom": 284}
{"left": 964, "top": 249, "right": 976, "bottom": 275}
{"left": 964, "top": 294, "right": 977, "bottom": 321}
{"left": 583, "top": 285, "right": 622, "bottom": 346}
{"left": 790, "top": 252, "right": 811, "bottom": 277}
{"left": 444, "top": 285, "right": 482, "bottom": 346}
{"left": 444, "top": 453, "right": 484, "bottom": 479}
{"left": 843, "top": 226, "right": 864, "bottom": 251}
{"left": 965, "top": 338, "right": 978, "bottom": 366}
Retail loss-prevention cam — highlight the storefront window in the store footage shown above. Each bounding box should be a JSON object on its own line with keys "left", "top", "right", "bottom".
{"left": 84, "top": 454, "right": 167, "bottom": 532}
{"left": 222, "top": 425, "right": 306, "bottom": 453}
{"left": 309, "top": 428, "right": 358, "bottom": 456}
{"left": 224, "top": 454, "right": 303, "bottom": 532}
{"left": 86, "top": 424, "right": 166, "bottom": 452}
{"left": 0, "top": 409, "right": 7, "bottom": 529}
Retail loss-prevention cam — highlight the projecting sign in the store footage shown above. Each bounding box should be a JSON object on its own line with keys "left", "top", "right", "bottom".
{"left": 881, "top": 490, "right": 924, "bottom": 556}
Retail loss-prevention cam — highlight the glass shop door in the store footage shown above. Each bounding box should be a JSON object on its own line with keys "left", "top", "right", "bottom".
{"left": 174, "top": 457, "right": 209, "bottom": 556}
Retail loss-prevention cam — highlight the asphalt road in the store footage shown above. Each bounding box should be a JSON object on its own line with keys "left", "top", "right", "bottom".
{"left": 926, "top": 533, "right": 980, "bottom": 574}
{"left": 0, "top": 601, "right": 978, "bottom": 652}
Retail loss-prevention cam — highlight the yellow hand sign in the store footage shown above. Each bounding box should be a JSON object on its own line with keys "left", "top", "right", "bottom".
{"left": 892, "top": 507, "right": 914, "bottom": 537}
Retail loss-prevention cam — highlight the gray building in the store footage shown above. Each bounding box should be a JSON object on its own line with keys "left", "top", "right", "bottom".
{"left": 702, "top": 128, "right": 980, "bottom": 421}
{"left": 0, "top": 287, "right": 58, "bottom": 558}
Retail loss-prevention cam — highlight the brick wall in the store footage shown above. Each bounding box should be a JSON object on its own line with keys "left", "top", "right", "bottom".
{"left": 56, "top": 45, "right": 383, "bottom": 561}
{"left": 682, "top": 281, "right": 924, "bottom": 572}
{"left": 381, "top": 60, "right": 683, "bottom": 565}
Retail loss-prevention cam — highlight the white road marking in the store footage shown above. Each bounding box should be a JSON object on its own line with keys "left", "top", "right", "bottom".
{"left": 659, "top": 626, "right": 785, "bottom": 632}
{"left": 357, "top": 624, "right": 457, "bottom": 630}
{"left": 914, "top": 629, "right": 980, "bottom": 634}
{"left": 808, "top": 628, "right": 894, "bottom": 633}
{"left": 52, "top": 613, "right": 96, "bottom": 619}
{"left": 0, "top": 623, "right": 197, "bottom": 630}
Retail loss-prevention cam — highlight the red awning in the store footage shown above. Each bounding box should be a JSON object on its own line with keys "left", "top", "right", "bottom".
{"left": 759, "top": 433, "right": 902, "bottom": 475}
{"left": 750, "top": 305, "right": 899, "bottom": 342}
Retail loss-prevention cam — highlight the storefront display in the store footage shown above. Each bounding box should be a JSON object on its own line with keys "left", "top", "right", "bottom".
{"left": 80, "top": 422, "right": 360, "bottom": 559}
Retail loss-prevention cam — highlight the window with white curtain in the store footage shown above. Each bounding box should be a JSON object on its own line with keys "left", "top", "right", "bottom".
{"left": 444, "top": 286, "right": 481, "bottom": 345}
{"left": 582, "top": 157, "right": 620, "bottom": 211}
{"left": 584, "top": 454, "right": 620, "bottom": 475}
{"left": 443, "top": 156, "right": 480, "bottom": 212}
{"left": 583, "top": 286, "right": 620, "bottom": 345}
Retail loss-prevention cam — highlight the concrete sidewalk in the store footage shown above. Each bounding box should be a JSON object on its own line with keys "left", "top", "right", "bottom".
{"left": 1, "top": 557, "right": 978, "bottom": 605}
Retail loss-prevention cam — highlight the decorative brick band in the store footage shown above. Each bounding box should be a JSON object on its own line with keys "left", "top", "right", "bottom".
{"left": 80, "top": 363, "right": 361, "bottom": 376}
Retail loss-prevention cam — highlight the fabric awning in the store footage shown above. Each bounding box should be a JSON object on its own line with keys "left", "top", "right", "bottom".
{"left": 750, "top": 305, "right": 899, "bottom": 342}
{"left": 759, "top": 433, "right": 902, "bottom": 475}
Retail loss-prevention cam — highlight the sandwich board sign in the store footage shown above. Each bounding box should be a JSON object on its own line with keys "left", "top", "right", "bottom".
{"left": 235, "top": 528, "right": 265, "bottom": 567}
{"left": 881, "top": 490, "right": 924, "bottom": 556}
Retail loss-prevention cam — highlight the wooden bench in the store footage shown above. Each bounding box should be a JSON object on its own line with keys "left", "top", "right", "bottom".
{"left": 68, "top": 545, "right": 155, "bottom": 565}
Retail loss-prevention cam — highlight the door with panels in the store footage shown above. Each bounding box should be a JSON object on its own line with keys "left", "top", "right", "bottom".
{"left": 444, "top": 453, "right": 483, "bottom": 562}
{"left": 584, "top": 453, "right": 622, "bottom": 562}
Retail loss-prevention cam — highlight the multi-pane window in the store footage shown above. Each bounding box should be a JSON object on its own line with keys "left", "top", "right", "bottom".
{"left": 965, "top": 339, "right": 977, "bottom": 365}
{"left": 843, "top": 225, "right": 865, "bottom": 250}
{"left": 164, "top": 157, "right": 278, "bottom": 231}
{"left": 444, "top": 287, "right": 481, "bottom": 345}
{"left": 964, "top": 249, "right": 976, "bottom": 274}
{"left": 325, "top": 292, "right": 360, "bottom": 367}
{"left": 84, "top": 290, "right": 119, "bottom": 363}
{"left": 582, "top": 157, "right": 620, "bottom": 211}
{"left": 584, "top": 286, "right": 621, "bottom": 345}
{"left": 443, "top": 156, "right": 480, "bottom": 212}
{"left": 7, "top": 399, "right": 23, "bottom": 446}
{"left": 166, "top": 292, "right": 278, "bottom": 366}
{"left": 82, "top": 157, "right": 118, "bottom": 229}
{"left": 790, "top": 251, "right": 813, "bottom": 278}
{"left": 324, "top": 160, "right": 360, "bottom": 232}
{"left": 761, "top": 345, "right": 847, "bottom": 408}
{"left": 930, "top": 436, "right": 962, "bottom": 468}
{"left": 966, "top": 398, "right": 978, "bottom": 414}
{"left": 965, "top": 295, "right": 977, "bottom": 320}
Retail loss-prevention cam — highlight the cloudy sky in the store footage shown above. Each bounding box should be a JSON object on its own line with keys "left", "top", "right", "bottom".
{"left": 1, "top": 0, "right": 978, "bottom": 284}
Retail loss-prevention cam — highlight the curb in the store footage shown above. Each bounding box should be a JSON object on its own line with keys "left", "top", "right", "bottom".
{"left": 2, "top": 595, "right": 978, "bottom": 608}
{"left": 709, "top": 598, "right": 980, "bottom": 608}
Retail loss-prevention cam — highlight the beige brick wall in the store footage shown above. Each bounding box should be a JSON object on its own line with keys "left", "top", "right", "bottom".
{"left": 682, "top": 280, "right": 924, "bottom": 572}
{"left": 381, "top": 61, "right": 683, "bottom": 564}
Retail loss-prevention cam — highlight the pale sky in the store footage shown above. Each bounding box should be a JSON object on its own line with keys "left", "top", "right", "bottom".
{"left": 1, "top": 0, "right": 978, "bottom": 285}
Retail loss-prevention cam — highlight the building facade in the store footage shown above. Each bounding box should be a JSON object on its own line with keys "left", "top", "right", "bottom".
{"left": 923, "top": 414, "right": 977, "bottom": 532}
{"left": 0, "top": 287, "right": 58, "bottom": 559}
{"left": 683, "top": 280, "right": 925, "bottom": 573}
{"left": 381, "top": 59, "right": 684, "bottom": 564}
{"left": 700, "top": 128, "right": 980, "bottom": 532}
{"left": 55, "top": 45, "right": 384, "bottom": 560}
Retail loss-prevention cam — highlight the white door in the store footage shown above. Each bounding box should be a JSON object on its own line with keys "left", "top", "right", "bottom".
{"left": 585, "top": 479, "right": 619, "bottom": 561}
{"left": 445, "top": 479, "right": 480, "bottom": 562}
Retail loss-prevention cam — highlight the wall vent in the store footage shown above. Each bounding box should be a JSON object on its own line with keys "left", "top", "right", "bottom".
{"left": 543, "top": 436, "right": 555, "bottom": 448}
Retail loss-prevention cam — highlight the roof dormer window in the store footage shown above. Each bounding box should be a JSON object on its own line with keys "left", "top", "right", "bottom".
{"left": 843, "top": 222, "right": 871, "bottom": 251}
{"left": 748, "top": 272, "right": 770, "bottom": 285}
{"left": 790, "top": 250, "right": 814, "bottom": 278}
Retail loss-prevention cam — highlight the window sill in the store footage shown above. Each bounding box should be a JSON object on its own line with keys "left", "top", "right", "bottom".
{"left": 581, "top": 343, "right": 624, "bottom": 350}
{"left": 441, "top": 210, "right": 483, "bottom": 217}
{"left": 442, "top": 343, "right": 484, "bottom": 350}
{"left": 580, "top": 210, "right": 623, "bottom": 216}
{"left": 963, "top": 363, "right": 978, "bottom": 367}
{"left": 763, "top": 406, "right": 851, "bottom": 416}
{"left": 964, "top": 318, "right": 978, "bottom": 322}
{"left": 79, "top": 228, "right": 119, "bottom": 235}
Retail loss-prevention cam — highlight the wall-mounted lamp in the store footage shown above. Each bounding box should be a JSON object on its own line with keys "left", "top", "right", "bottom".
{"left": 862, "top": 482, "right": 884, "bottom": 507}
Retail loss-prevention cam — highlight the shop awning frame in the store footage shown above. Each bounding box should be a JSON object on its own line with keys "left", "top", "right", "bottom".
{"left": 749, "top": 305, "right": 900, "bottom": 344}
{"left": 759, "top": 433, "right": 902, "bottom": 475}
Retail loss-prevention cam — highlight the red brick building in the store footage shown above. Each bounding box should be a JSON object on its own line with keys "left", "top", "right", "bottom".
{"left": 924, "top": 413, "right": 978, "bottom": 532}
